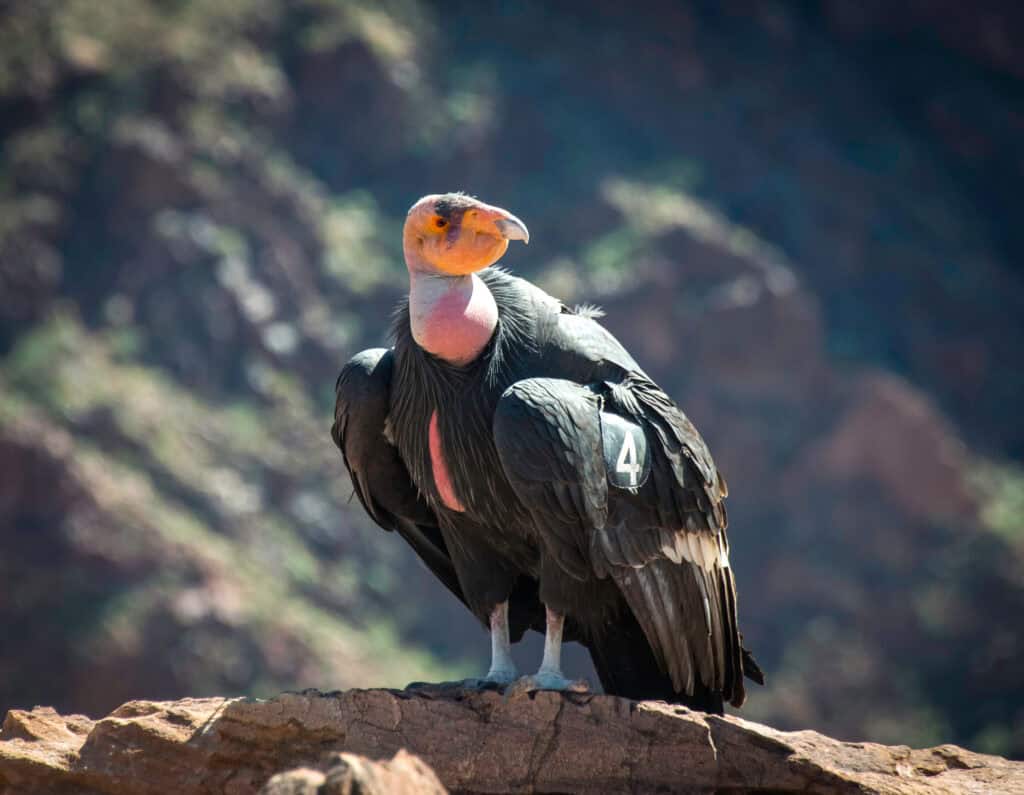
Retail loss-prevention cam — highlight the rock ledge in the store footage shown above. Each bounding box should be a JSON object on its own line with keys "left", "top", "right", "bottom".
{"left": 1, "top": 687, "right": 1021, "bottom": 794}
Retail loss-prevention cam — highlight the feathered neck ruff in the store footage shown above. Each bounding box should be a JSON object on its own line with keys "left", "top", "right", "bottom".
{"left": 388, "top": 268, "right": 537, "bottom": 524}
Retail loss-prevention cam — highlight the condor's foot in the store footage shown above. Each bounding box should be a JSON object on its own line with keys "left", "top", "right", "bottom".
{"left": 504, "top": 606, "right": 589, "bottom": 696}
{"left": 407, "top": 669, "right": 517, "bottom": 695}
{"left": 506, "top": 671, "right": 590, "bottom": 696}
{"left": 457, "top": 667, "right": 519, "bottom": 691}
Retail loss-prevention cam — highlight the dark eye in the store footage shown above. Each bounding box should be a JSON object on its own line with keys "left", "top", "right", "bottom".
{"left": 435, "top": 217, "right": 447, "bottom": 228}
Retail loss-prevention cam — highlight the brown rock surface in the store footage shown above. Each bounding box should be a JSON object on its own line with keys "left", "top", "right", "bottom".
{"left": 260, "top": 749, "right": 447, "bottom": 795}
{"left": 2, "top": 688, "right": 1021, "bottom": 795}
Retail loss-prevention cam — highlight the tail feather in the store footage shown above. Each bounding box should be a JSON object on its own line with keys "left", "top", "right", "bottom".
{"left": 720, "top": 565, "right": 747, "bottom": 707}
{"left": 742, "top": 645, "right": 765, "bottom": 686}
{"left": 585, "top": 601, "right": 726, "bottom": 714}
{"left": 586, "top": 564, "right": 762, "bottom": 713}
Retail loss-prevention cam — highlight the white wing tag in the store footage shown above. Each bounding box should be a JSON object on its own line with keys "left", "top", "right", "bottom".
{"left": 600, "top": 412, "right": 651, "bottom": 490}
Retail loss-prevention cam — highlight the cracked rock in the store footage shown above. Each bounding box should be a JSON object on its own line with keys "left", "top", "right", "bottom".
{"left": 1, "top": 688, "right": 1022, "bottom": 794}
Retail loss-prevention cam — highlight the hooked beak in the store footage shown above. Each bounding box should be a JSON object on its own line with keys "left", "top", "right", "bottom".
{"left": 494, "top": 214, "right": 530, "bottom": 245}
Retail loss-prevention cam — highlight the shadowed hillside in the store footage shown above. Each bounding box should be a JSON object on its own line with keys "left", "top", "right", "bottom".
{"left": 1, "top": 0, "right": 1022, "bottom": 759}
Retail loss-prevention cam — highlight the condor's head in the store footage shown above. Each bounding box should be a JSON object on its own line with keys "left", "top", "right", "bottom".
{"left": 403, "top": 193, "right": 530, "bottom": 276}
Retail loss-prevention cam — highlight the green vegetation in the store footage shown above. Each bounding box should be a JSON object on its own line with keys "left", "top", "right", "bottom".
{"left": 973, "top": 462, "right": 1024, "bottom": 548}
{"left": 1, "top": 313, "right": 455, "bottom": 695}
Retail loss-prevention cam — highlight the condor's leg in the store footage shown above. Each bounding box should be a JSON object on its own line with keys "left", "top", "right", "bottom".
{"left": 409, "top": 598, "right": 518, "bottom": 692}
{"left": 436, "top": 601, "right": 517, "bottom": 690}
{"left": 535, "top": 607, "right": 572, "bottom": 688}
{"left": 417, "top": 523, "right": 525, "bottom": 691}
{"left": 424, "top": 605, "right": 517, "bottom": 691}
{"left": 510, "top": 552, "right": 590, "bottom": 693}
{"left": 480, "top": 600, "right": 517, "bottom": 685}
{"left": 508, "top": 607, "right": 589, "bottom": 693}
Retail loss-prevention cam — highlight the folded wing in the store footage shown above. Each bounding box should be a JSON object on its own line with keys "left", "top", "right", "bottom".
{"left": 493, "top": 374, "right": 756, "bottom": 706}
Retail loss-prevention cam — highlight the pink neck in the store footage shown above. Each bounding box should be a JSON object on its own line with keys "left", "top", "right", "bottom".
{"left": 407, "top": 269, "right": 498, "bottom": 366}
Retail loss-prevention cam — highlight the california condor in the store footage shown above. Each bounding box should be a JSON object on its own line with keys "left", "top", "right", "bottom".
{"left": 332, "top": 193, "right": 762, "bottom": 712}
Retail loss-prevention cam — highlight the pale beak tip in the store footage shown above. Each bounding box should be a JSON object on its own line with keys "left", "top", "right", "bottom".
{"left": 496, "top": 216, "right": 530, "bottom": 245}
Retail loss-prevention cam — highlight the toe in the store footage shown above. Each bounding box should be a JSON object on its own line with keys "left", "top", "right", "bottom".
{"left": 461, "top": 677, "right": 504, "bottom": 691}
{"left": 533, "top": 672, "right": 588, "bottom": 692}
{"left": 508, "top": 673, "right": 590, "bottom": 694}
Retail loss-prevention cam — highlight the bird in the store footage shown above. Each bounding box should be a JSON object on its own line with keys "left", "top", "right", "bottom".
{"left": 331, "top": 192, "right": 763, "bottom": 713}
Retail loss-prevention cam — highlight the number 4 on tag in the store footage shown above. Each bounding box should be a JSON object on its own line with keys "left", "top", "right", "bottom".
{"left": 616, "top": 431, "right": 641, "bottom": 487}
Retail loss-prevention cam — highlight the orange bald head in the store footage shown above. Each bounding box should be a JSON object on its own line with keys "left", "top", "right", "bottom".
{"left": 403, "top": 193, "right": 529, "bottom": 276}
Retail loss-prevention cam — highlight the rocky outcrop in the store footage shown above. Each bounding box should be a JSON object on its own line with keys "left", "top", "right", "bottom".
{"left": 260, "top": 750, "right": 447, "bottom": 795}
{"left": 2, "top": 688, "right": 1021, "bottom": 795}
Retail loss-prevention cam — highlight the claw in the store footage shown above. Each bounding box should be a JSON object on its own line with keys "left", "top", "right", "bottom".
{"left": 406, "top": 677, "right": 504, "bottom": 696}
{"left": 504, "top": 607, "right": 589, "bottom": 696}
{"left": 507, "top": 672, "right": 590, "bottom": 696}
{"left": 458, "top": 677, "right": 505, "bottom": 692}
{"left": 445, "top": 670, "right": 518, "bottom": 692}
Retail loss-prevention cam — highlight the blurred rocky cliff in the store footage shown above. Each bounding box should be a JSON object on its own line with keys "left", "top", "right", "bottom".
{"left": 1, "top": 0, "right": 1022, "bottom": 759}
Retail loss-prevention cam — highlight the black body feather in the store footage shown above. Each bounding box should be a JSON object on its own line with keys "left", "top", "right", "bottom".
{"left": 332, "top": 268, "right": 761, "bottom": 711}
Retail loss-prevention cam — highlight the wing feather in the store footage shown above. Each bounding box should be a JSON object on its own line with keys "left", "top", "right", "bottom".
{"left": 493, "top": 373, "right": 754, "bottom": 706}
{"left": 333, "top": 349, "right": 470, "bottom": 609}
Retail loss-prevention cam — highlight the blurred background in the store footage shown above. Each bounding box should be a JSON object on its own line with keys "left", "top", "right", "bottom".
{"left": 1, "top": 0, "right": 1023, "bottom": 759}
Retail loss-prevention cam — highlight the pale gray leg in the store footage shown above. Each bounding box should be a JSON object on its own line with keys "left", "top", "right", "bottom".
{"left": 408, "top": 600, "right": 519, "bottom": 692}
{"left": 510, "top": 607, "right": 589, "bottom": 693}
{"left": 482, "top": 600, "right": 517, "bottom": 685}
